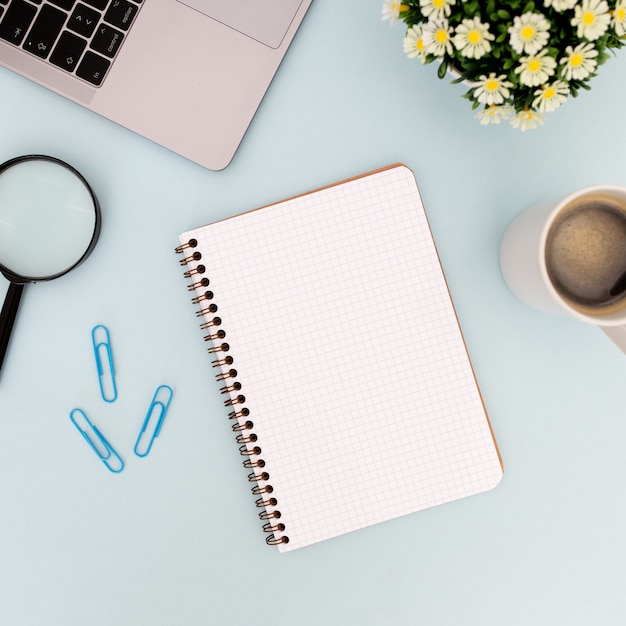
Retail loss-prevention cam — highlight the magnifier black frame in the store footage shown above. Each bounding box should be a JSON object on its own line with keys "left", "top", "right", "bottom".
{"left": 0, "top": 154, "right": 101, "bottom": 375}
{"left": 0, "top": 154, "right": 102, "bottom": 284}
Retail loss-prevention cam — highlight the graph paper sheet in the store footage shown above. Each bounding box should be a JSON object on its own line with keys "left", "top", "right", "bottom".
{"left": 180, "top": 164, "right": 503, "bottom": 552}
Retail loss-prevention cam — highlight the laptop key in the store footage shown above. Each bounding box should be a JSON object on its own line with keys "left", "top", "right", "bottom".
{"left": 49, "top": 0, "right": 76, "bottom": 10}
{"left": 23, "top": 4, "right": 66, "bottom": 59}
{"left": 76, "top": 50, "right": 110, "bottom": 85}
{"left": 103, "top": 0, "right": 137, "bottom": 31}
{"left": 82, "top": 0, "right": 107, "bottom": 10}
{"left": 50, "top": 30, "right": 86, "bottom": 72}
{"left": 0, "top": 0, "right": 37, "bottom": 46}
{"left": 68, "top": 3, "right": 101, "bottom": 38}
{"left": 90, "top": 23, "right": 123, "bottom": 58}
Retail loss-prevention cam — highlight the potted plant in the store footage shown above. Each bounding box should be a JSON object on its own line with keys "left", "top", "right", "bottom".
{"left": 382, "top": 0, "right": 626, "bottom": 129}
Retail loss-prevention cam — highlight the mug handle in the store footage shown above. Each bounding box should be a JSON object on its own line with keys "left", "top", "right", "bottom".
{"left": 600, "top": 326, "right": 626, "bottom": 354}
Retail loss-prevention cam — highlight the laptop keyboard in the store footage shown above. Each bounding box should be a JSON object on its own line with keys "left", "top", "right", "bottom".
{"left": 0, "top": 0, "right": 141, "bottom": 86}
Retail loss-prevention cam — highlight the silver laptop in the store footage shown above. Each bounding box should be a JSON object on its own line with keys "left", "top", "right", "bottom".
{"left": 0, "top": 0, "right": 312, "bottom": 170}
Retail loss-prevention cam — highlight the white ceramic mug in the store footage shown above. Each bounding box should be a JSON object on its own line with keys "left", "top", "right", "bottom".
{"left": 499, "top": 184, "right": 626, "bottom": 353}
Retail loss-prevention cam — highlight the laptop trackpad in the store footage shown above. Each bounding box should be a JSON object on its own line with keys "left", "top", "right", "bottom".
{"left": 177, "top": 0, "right": 304, "bottom": 49}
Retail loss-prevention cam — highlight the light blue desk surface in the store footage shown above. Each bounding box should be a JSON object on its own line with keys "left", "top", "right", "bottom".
{"left": 2, "top": 2, "right": 626, "bottom": 625}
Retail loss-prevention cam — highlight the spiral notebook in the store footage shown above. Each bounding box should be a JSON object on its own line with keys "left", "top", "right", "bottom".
{"left": 176, "top": 164, "right": 503, "bottom": 552}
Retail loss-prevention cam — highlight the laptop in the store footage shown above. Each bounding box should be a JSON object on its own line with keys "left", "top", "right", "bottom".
{"left": 0, "top": 0, "right": 312, "bottom": 170}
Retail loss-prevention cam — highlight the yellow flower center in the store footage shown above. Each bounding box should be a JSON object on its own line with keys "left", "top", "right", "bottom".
{"left": 617, "top": 7, "right": 626, "bottom": 21}
{"left": 416, "top": 38, "right": 425, "bottom": 51}
{"left": 582, "top": 11, "right": 596, "bottom": 26}
{"left": 528, "top": 59, "right": 541, "bottom": 72}
{"left": 433, "top": 0, "right": 445, "bottom": 7}
{"left": 485, "top": 79, "right": 500, "bottom": 92}
{"left": 392, "top": 1, "right": 408, "bottom": 12}
{"left": 435, "top": 29, "right": 448, "bottom": 43}
{"left": 543, "top": 87, "right": 556, "bottom": 100}
{"left": 570, "top": 53, "right": 583, "bottom": 67}
{"left": 521, "top": 25, "right": 535, "bottom": 40}
{"left": 468, "top": 30, "right": 481, "bottom": 44}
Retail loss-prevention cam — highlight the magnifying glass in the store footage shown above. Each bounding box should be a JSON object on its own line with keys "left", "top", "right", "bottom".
{"left": 0, "top": 155, "right": 101, "bottom": 373}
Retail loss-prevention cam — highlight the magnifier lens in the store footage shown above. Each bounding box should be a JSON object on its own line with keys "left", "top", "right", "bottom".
{"left": 0, "top": 159, "right": 97, "bottom": 279}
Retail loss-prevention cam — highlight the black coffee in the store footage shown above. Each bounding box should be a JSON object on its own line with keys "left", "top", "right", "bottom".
{"left": 545, "top": 193, "right": 626, "bottom": 316}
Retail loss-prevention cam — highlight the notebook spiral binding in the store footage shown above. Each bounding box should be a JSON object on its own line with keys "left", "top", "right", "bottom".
{"left": 176, "top": 239, "right": 289, "bottom": 547}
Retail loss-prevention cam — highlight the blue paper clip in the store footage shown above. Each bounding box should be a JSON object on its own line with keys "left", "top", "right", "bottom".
{"left": 69, "top": 408, "right": 125, "bottom": 473}
{"left": 134, "top": 385, "right": 173, "bottom": 457}
{"left": 92, "top": 325, "right": 117, "bottom": 403}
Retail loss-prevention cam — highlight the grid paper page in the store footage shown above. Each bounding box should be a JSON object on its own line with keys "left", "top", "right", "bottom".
{"left": 180, "top": 164, "right": 503, "bottom": 552}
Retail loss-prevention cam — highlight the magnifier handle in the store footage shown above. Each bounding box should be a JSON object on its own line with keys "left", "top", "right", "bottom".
{"left": 0, "top": 282, "right": 24, "bottom": 373}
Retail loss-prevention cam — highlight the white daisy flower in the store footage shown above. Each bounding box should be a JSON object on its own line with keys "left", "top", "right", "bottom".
{"left": 475, "top": 105, "right": 514, "bottom": 125}
{"left": 472, "top": 73, "right": 513, "bottom": 106}
{"left": 559, "top": 42, "right": 598, "bottom": 80}
{"left": 613, "top": 0, "right": 626, "bottom": 36}
{"left": 403, "top": 25, "right": 428, "bottom": 62}
{"left": 454, "top": 17, "right": 494, "bottom": 59}
{"left": 422, "top": 19, "right": 454, "bottom": 57}
{"left": 381, "top": 0, "right": 408, "bottom": 26}
{"left": 420, "top": 0, "right": 456, "bottom": 20}
{"left": 571, "top": 0, "right": 611, "bottom": 41}
{"left": 543, "top": 0, "right": 578, "bottom": 10}
{"left": 508, "top": 12, "right": 551, "bottom": 55}
{"left": 510, "top": 109, "right": 546, "bottom": 131}
{"left": 515, "top": 50, "right": 557, "bottom": 87}
{"left": 532, "top": 80, "right": 570, "bottom": 112}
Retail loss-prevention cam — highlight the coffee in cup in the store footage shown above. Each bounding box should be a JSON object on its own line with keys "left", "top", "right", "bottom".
{"left": 544, "top": 192, "right": 626, "bottom": 317}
